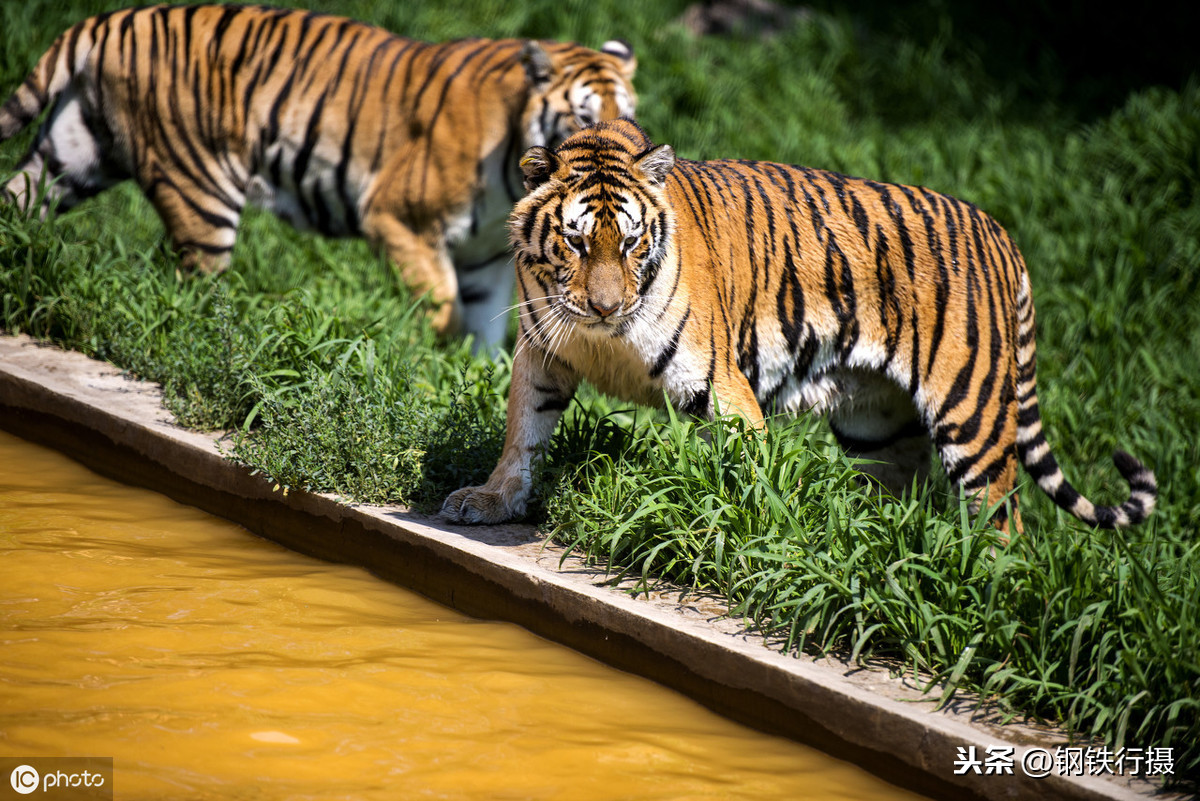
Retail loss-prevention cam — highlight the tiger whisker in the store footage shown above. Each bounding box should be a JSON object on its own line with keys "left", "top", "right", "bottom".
{"left": 515, "top": 297, "right": 563, "bottom": 323}
{"left": 538, "top": 310, "right": 571, "bottom": 369}
{"left": 499, "top": 294, "right": 562, "bottom": 319}
{"left": 514, "top": 302, "right": 570, "bottom": 364}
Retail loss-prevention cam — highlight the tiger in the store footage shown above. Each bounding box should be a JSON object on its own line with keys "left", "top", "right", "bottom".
{"left": 441, "top": 118, "right": 1158, "bottom": 534}
{"left": 0, "top": 3, "right": 637, "bottom": 350}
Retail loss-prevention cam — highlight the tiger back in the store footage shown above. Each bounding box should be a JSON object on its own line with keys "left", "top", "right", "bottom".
{"left": 442, "top": 119, "right": 1157, "bottom": 532}
{"left": 0, "top": 4, "right": 638, "bottom": 350}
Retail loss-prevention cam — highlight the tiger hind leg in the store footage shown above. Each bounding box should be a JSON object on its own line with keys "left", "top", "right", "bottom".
{"left": 975, "top": 461, "right": 1023, "bottom": 537}
{"left": 832, "top": 401, "right": 1024, "bottom": 536}
{"left": 931, "top": 390, "right": 1024, "bottom": 535}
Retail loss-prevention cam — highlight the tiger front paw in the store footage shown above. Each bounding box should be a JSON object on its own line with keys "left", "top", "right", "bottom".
{"left": 441, "top": 479, "right": 528, "bottom": 525}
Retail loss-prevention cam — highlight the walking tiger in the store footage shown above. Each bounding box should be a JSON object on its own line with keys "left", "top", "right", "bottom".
{"left": 0, "top": 4, "right": 637, "bottom": 349}
{"left": 442, "top": 119, "right": 1157, "bottom": 533}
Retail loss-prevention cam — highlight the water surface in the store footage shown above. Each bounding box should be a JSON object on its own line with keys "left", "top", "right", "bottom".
{"left": 0, "top": 430, "right": 924, "bottom": 799}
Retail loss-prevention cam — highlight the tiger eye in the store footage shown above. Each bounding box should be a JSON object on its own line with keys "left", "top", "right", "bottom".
{"left": 566, "top": 234, "right": 585, "bottom": 250}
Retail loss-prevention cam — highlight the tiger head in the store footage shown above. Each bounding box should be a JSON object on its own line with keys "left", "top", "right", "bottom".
{"left": 520, "top": 40, "right": 638, "bottom": 151}
{"left": 510, "top": 119, "right": 676, "bottom": 337}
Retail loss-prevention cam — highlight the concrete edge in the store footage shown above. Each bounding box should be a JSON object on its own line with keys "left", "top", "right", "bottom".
{"left": 0, "top": 334, "right": 1173, "bottom": 801}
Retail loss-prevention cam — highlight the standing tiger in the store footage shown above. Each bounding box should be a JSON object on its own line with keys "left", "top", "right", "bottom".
{"left": 442, "top": 119, "right": 1157, "bottom": 533}
{"left": 0, "top": 4, "right": 637, "bottom": 349}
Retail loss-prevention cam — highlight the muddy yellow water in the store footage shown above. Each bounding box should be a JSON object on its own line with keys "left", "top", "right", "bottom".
{"left": 0, "top": 430, "right": 924, "bottom": 800}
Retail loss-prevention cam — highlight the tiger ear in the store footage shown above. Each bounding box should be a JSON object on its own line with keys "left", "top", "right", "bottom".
{"left": 633, "top": 144, "right": 675, "bottom": 185}
{"left": 520, "top": 146, "right": 560, "bottom": 190}
{"left": 601, "top": 39, "right": 636, "bottom": 77}
{"left": 521, "top": 41, "right": 554, "bottom": 90}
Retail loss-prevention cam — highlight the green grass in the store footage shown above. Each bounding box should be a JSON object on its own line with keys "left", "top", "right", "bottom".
{"left": 545, "top": 412, "right": 1199, "bottom": 773}
{"left": 2, "top": 0, "right": 1197, "bottom": 788}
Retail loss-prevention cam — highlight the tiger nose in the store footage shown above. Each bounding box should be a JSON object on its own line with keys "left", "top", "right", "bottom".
{"left": 589, "top": 297, "right": 620, "bottom": 318}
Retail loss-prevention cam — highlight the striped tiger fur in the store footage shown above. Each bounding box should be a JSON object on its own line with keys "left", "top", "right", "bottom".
{"left": 0, "top": 4, "right": 637, "bottom": 349}
{"left": 442, "top": 119, "right": 1157, "bottom": 533}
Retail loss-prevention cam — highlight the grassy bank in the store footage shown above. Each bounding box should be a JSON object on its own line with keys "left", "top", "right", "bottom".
{"left": 2, "top": 0, "right": 1197, "bottom": 787}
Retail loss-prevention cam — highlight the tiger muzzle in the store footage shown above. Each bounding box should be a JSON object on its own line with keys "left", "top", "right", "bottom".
{"left": 585, "top": 259, "right": 624, "bottom": 319}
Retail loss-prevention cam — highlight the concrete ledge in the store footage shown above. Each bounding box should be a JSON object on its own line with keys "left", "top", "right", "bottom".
{"left": 0, "top": 334, "right": 1173, "bottom": 801}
